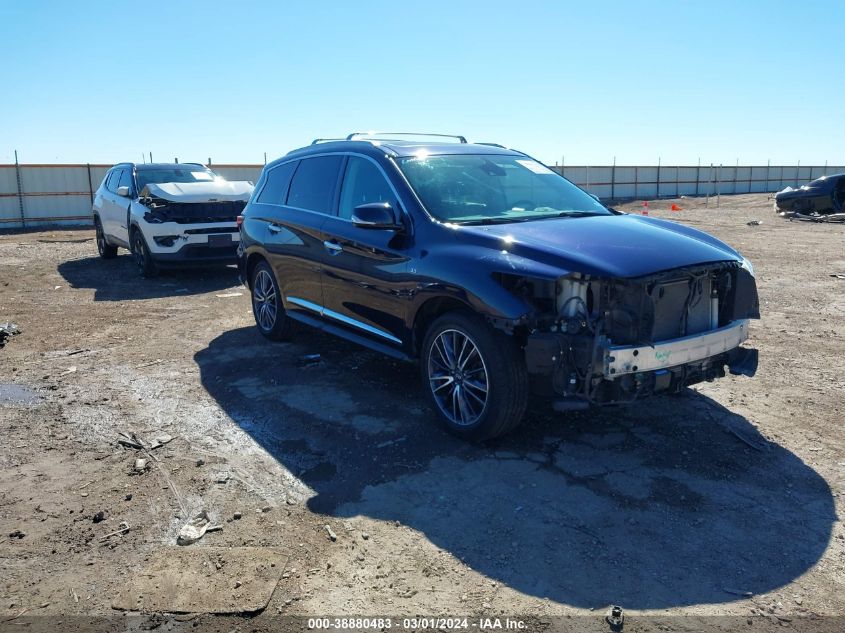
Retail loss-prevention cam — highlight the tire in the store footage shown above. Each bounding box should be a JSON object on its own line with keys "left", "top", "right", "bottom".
{"left": 421, "top": 311, "right": 528, "bottom": 441}
{"left": 94, "top": 217, "right": 118, "bottom": 259}
{"left": 131, "top": 228, "right": 158, "bottom": 278}
{"left": 250, "top": 260, "right": 294, "bottom": 341}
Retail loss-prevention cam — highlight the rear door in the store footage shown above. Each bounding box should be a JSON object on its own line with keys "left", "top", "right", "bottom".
{"left": 319, "top": 155, "right": 412, "bottom": 348}
{"left": 258, "top": 155, "right": 343, "bottom": 317}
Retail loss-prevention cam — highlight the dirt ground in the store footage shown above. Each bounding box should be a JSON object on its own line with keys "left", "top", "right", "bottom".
{"left": 1, "top": 194, "right": 844, "bottom": 632}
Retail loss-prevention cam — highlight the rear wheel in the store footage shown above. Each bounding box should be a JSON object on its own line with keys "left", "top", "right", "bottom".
{"left": 94, "top": 217, "right": 117, "bottom": 259}
{"left": 251, "top": 260, "right": 294, "bottom": 341}
{"left": 421, "top": 311, "right": 528, "bottom": 441}
{"left": 131, "top": 228, "right": 158, "bottom": 278}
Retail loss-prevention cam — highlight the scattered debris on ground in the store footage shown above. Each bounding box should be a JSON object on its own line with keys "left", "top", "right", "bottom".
{"left": 0, "top": 322, "right": 20, "bottom": 348}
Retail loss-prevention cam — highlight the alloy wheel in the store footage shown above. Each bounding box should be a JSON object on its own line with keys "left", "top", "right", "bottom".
{"left": 427, "top": 329, "right": 489, "bottom": 426}
{"left": 253, "top": 269, "right": 278, "bottom": 332}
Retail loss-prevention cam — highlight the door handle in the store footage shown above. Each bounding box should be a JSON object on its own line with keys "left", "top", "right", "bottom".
{"left": 268, "top": 223, "right": 282, "bottom": 234}
{"left": 323, "top": 240, "right": 343, "bottom": 255}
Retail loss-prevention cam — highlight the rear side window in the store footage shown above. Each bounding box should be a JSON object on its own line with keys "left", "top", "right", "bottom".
{"left": 286, "top": 156, "right": 343, "bottom": 214}
{"left": 117, "top": 169, "right": 133, "bottom": 193}
{"left": 338, "top": 157, "right": 395, "bottom": 219}
{"left": 105, "top": 169, "right": 121, "bottom": 193}
{"left": 257, "top": 161, "right": 297, "bottom": 205}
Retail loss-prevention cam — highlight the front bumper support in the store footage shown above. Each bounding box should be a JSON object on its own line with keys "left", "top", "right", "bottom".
{"left": 603, "top": 320, "right": 750, "bottom": 377}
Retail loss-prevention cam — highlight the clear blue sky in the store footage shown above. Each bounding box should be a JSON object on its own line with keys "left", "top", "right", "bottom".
{"left": 1, "top": 1, "right": 842, "bottom": 166}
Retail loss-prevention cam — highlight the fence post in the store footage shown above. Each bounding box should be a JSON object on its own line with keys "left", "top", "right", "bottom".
{"left": 611, "top": 156, "right": 616, "bottom": 201}
{"left": 634, "top": 165, "right": 639, "bottom": 199}
{"left": 695, "top": 158, "right": 700, "bottom": 196}
{"left": 795, "top": 160, "right": 800, "bottom": 187}
{"left": 717, "top": 163, "right": 722, "bottom": 207}
{"left": 733, "top": 158, "right": 739, "bottom": 194}
{"left": 656, "top": 157, "right": 661, "bottom": 199}
{"left": 706, "top": 163, "right": 713, "bottom": 207}
{"left": 765, "top": 159, "right": 770, "bottom": 193}
{"left": 14, "top": 150, "right": 25, "bottom": 228}
{"left": 86, "top": 163, "right": 94, "bottom": 204}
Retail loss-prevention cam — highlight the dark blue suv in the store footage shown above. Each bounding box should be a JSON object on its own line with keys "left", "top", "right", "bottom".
{"left": 238, "top": 132, "right": 759, "bottom": 440}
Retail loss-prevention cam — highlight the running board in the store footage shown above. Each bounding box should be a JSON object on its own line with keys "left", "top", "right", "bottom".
{"left": 287, "top": 311, "right": 412, "bottom": 361}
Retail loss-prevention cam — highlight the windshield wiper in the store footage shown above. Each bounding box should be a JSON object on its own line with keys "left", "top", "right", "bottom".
{"left": 456, "top": 218, "right": 523, "bottom": 226}
{"left": 555, "top": 211, "right": 605, "bottom": 217}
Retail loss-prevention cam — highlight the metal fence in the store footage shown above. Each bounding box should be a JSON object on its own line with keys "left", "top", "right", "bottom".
{"left": 1, "top": 162, "right": 843, "bottom": 229}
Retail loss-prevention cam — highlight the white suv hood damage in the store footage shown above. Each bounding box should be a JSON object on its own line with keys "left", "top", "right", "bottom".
{"left": 142, "top": 180, "right": 254, "bottom": 203}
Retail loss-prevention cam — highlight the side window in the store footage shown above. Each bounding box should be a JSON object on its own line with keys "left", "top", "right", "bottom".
{"left": 286, "top": 155, "right": 343, "bottom": 215}
{"left": 105, "top": 169, "right": 121, "bottom": 193}
{"left": 338, "top": 157, "right": 395, "bottom": 220}
{"left": 256, "top": 161, "right": 297, "bottom": 205}
{"left": 117, "top": 169, "right": 133, "bottom": 194}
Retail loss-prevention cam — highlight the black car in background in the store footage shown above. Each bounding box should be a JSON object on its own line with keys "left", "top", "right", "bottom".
{"left": 237, "top": 133, "right": 759, "bottom": 440}
{"left": 774, "top": 173, "right": 845, "bottom": 216}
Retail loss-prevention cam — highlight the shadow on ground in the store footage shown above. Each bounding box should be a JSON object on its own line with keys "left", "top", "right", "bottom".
{"left": 58, "top": 255, "right": 240, "bottom": 301}
{"left": 195, "top": 326, "right": 836, "bottom": 609}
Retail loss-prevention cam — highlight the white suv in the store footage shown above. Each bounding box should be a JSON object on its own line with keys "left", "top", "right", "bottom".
{"left": 92, "top": 163, "right": 254, "bottom": 276}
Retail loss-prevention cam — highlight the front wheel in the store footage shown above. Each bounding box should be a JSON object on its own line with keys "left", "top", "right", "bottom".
{"left": 95, "top": 217, "right": 118, "bottom": 259}
{"left": 421, "top": 311, "right": 528, "bottom": 441}
{"left": 131, "top": 229, "right": 158, "bottom": 278}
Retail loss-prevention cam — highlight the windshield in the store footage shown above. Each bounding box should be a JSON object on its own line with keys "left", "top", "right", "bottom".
{"left": 135, "top": 167, "right": 222, "bottom": 191}
{"left": 396, "top": 154, "right": 610, "bottom": 224}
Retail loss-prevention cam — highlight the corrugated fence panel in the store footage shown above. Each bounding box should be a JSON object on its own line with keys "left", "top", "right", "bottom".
{"left": 212, "top": 165, "right": 263, "bottom": 183}
{"left": 3, "top": 163, "right": 844, "bottom": 229}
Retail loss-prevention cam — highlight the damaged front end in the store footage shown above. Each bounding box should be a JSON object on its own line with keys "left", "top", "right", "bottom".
{"left": 140, "top": 189, "right": 247, "bottom": 224}
{"left": 514, "top": 262, "right": 760, "bottom": 409}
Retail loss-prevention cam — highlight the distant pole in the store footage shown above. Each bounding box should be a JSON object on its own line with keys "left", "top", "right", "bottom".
{"left": 149, "top": 152, "right": 153, "bottom": 163}
{"left": 264, "top": 152, "right": 267, "bottom": 165}
{"left": 824, "top": 160, "right": 827, "bottom": 176}
{"left": 706, "top": 163, "right": 713, "bottom": 207}
{"left": 208, "top": 157, "right": 212, "bottom": 167}
{"left": 765, "top": 159, "right": 770, "bottom": 192}
{"left": 14, "top": 149, "right": 25, "bottom": 228}
{"left": 141, "top": 152, "right": 145, "bottom": 164}
{"left": 175, "top": 157, "right": 178, "bottom": 164}
{"left": 795, "top": 160, "right": 800, "bottom": 186}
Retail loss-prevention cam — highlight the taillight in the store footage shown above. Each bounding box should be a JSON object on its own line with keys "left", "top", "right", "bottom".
{"left": 236, "top": 215, "right": 244, "bottom": 228}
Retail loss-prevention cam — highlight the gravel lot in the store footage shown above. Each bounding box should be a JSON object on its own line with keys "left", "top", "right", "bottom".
{"left": 1, "top": 194, "right": 843, "bottom": 631}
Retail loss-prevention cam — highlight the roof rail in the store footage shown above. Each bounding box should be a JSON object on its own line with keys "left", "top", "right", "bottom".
{"left": 346, "top": 131, "right": 468, "bottom": 144}
{"left": 475, "top": 142, "right": 506, "bottom": 149}
{"left": 310, "top": 138, "right": 345, "bottom": 145}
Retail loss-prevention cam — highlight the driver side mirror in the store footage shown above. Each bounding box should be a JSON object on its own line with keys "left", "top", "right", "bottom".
{"left": 352, "top": 202, "right": 403, "bottom": 230}
{"left": 116, "top": 186, "right": 131, "bottom": 198}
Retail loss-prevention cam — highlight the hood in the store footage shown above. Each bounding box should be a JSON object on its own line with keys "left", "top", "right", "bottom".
{"left": 458, "top": 214, "right": 742, "bottom": 278}
{"left": 141, "top": 180, "right": 254, "bottom": 203}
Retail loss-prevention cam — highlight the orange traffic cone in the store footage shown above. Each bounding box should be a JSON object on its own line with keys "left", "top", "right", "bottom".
{"left": 642, "top": 201, "right": 649, "bottom": 215}
{"left": 670, "top": 203, "right": 682, "bottom": 211}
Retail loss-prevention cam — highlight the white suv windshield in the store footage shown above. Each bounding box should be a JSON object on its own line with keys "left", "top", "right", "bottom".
{"left": 136, "top": 168, "right": 221, "bottom": 191}
{"left": 397, "top": 154, "right": 609, "bottom": 224}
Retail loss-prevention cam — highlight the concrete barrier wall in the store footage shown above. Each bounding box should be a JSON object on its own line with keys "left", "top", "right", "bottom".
{"left": 1, "top": 162, "right": 842, "bottom": 229}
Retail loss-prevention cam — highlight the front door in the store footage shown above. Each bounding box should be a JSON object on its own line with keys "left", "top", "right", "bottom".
{"left": 319, "top": 156, "right": 412, "bottom": 348}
